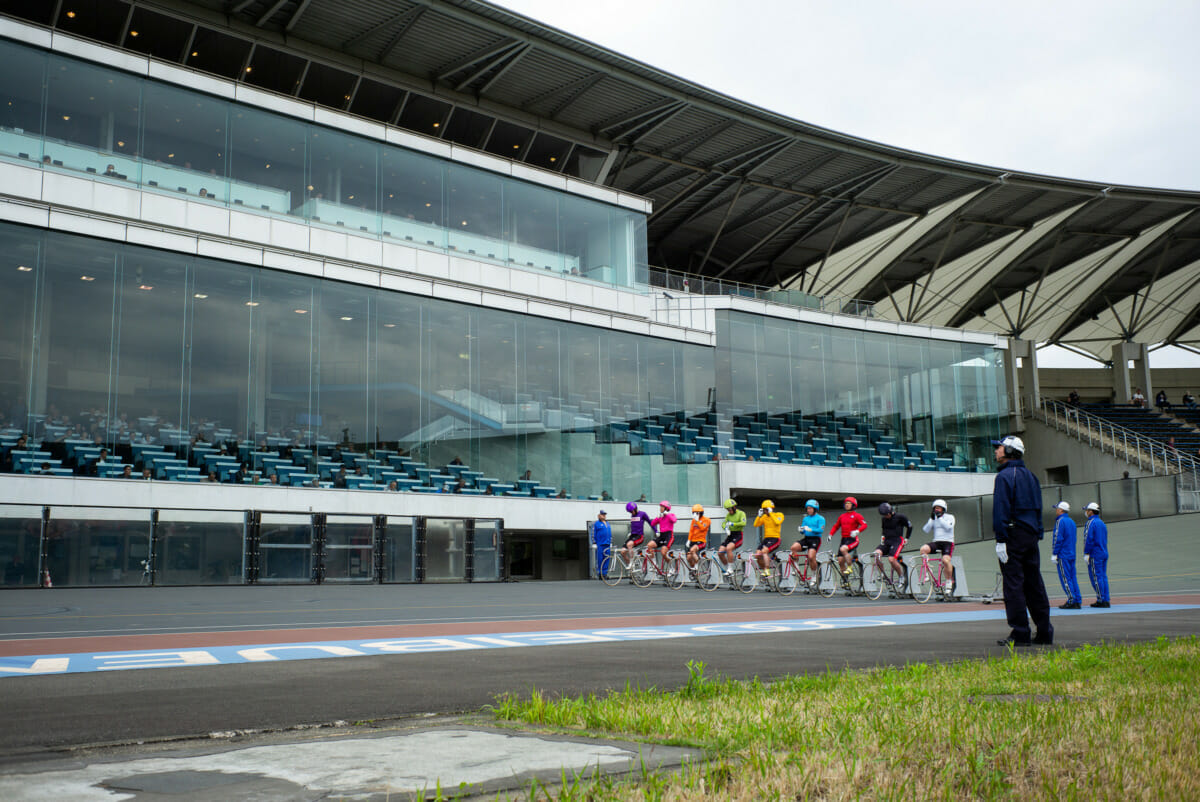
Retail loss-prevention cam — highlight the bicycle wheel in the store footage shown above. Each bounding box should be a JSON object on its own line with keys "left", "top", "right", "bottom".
{"left": 696, "top": 555, "right": 721, "bottom": 592}
{"left": 599, "top": 553, "right": 626, "bottom": 586}
{"left": 848, "top": 560, "right": 864, "bottom": 596}
{"left": 630, "top": 554, "right": 653, "bottom": 588}
{"left": 774, "top": 558, "right": 798, "bottom": 596}
{"left": 817, "top": 561, "right": 837, "bottom": 598}
{"left": 666, "top": 555, "right": 687, "bottom": 589}
{"left": 912, "top": 562, "right": 935, "bottom": 603}
{"left": 865, "top": 560, "right": 885, "bottom": 600}
{"left": 736, "top": 557, "right": 759, "bottom": 593}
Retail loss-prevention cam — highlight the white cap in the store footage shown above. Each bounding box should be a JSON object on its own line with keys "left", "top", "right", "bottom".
{"left": 994, "top": 435, "right": 1025, "bottom": 455}
{"left": 1055, "top": 501, "right": 1070, "bottom": 512}
{"left": 1085, "top": 501, "right": 1100, "bottom": 512}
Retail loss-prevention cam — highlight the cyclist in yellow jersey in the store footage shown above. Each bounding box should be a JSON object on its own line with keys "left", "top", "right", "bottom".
{"left": 753, "top": 499, "right": 784, "bottom": 577}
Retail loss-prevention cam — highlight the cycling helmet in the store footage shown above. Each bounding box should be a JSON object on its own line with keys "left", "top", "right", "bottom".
{"left": 804, "top": 499, "right": 819, "bottom": 510}
{"left": 878, "top": 502, "right": 893, "bottom": 516}
{"left": 843, "top": 496, "right": 858, "bottom": 509}
{"left": 692, "top": 504, "right": 705, "bottom": 513}
{"left": 625, "top": 502, "right": 638, "bottom": 513}
{"left": 659, "top": 500, "right": 671, "bottom": 510}
{"left": 723, "top": 498, "right": 737, "bottom": 510}
{"left": 760, "top": 499, "right": 775, "bottom": 510}
{"left": 932, "top": 498, "right": 948, "bottom": 511}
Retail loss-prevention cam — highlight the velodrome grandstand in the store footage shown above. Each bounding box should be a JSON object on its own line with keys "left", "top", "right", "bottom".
{"left": 1, "top": 0, "right": 1198, "bottom": 588}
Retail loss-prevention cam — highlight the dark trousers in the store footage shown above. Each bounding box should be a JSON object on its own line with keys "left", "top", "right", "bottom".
{"left": 1000, "top": 528, "right": 1052, "bottom": 641}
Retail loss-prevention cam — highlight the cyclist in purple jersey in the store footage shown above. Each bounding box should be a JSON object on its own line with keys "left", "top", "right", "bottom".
{"left": 622, "top": 501, "right": 653, "bottom": 561}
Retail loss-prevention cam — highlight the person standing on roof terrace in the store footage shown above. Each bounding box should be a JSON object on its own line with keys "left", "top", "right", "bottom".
{"left": 1083, "top": 502, "right": 1110, "bottom": 608}
{"left": 992, "top": 434, "right": 1052, "bottom": 647}
{"left": 717, "top": 498, "right": 746, "bottom": 576}
{"left": 1051, "top": 501, "right": 1081, "bottom": 609}
{"left": 621, "top": 501, "right": 653, "bottom": 562}
{"left": 790, "top": 499, "right": 826, "bottom": 585}
{"left": 829, "top": 497, "right": 866, "bottom": 575}
{"left": 752, "top": 500, "right": 784, "bottom": 578}
{"left": 920, "top": 499, "right": 956, "bottom": 592}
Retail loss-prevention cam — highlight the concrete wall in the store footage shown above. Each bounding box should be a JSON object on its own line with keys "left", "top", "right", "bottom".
{"left": 1021, "top": 418, "right": 1152, "bottom": 485}
{"left": 1039, "top": 367, "right": 1200, "bottom": 405}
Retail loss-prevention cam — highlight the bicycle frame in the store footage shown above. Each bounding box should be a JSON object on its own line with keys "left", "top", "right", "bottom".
{"left": 912, "top": 553, "right": 953, "bottom": 603}
{"left": 864, "top": 551, "right": 908, "bottom": 600}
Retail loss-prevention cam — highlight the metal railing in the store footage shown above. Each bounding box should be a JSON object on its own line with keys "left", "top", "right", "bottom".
{"left": 644, "top": 266, "right": 875, "bottom": 317}
{"left": 1030, "top": 396, "right": 1200, "bottom": 480}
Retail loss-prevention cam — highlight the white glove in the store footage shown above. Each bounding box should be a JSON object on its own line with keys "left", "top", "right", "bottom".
{"left": 851, "top": 529, "right": 860, "bottom": 536}
{"left": 1051, "top": 554, "right": 1058, "bottom": 563}
{"left": 758, "top": 509, "right": 765, "bottom": 516}
{"left": 799, "top": 525, "right": 809, "bottom": 533}
{"left": 1084, "top": 554, "right": 1090, "bottom": 564}
{"left": 996, "top": 543, "right": 1009, "bottom": 564}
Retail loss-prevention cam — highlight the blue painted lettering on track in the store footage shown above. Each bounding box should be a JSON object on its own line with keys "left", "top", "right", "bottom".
{"left": 1, "top": 603, "right": 1194, "bottom": 677}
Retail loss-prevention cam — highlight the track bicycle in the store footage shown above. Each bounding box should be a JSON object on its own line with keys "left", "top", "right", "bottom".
{"left": 911, "top": 552, "right": 955, "bottom": 603}
{"left": 598, "top": 546, "right": 641, "bottom": 586}
{"left": 817, "top": 549, "right": 864, "bottom": 597}
{"left": 862, "top": 549, "right": 909, "bottom": 600}
{"left": 692, "top": 548, "right": 726, "bottom": 592}
{"left": 630, "top": 547, "right": 687, "bottom": 589}
{"left": 733, "top": 550, "right": 771, "bottom": 593}
{"left": 769, "top": 550, "right": 819, "bottom": 596}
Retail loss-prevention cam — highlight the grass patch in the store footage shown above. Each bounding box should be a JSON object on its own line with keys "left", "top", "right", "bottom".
{"left": 489, "top": 637, "right": 1200, "bottom": 800}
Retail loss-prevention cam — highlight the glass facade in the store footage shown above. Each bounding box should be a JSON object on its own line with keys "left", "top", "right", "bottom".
{"left": 0, "top": 37, "right": 647, "bottom": 288}
{"left": 0, "top": 221, "right": 715, "bottom": 502}
{"left": 716, "top": 311, "right": 1007, "bottom": 470}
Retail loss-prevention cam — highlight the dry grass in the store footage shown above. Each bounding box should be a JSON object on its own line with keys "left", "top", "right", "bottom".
{"left": 489, "top": 637, "right": 1200, "bottom": 801}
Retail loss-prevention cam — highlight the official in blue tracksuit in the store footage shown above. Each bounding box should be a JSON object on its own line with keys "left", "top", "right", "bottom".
{"left": 592, "top": 510, "right": 612, "bottom": 579}
{"left": 1051, "top": 501, "right": 1081, "bottom": 609}
{"left": 1083, "top": 502, "right": 1110, "bottom": 607}
{"left": 992, "top": 435, "right": 1053, "bottom": 646}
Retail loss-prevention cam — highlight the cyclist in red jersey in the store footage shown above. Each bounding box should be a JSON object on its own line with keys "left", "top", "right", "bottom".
{"left": 830, "top": 496, "right": 867, "bottom": 575}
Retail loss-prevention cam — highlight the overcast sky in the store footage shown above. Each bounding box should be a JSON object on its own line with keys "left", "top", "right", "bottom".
{"left": 494, "top": 0, "right": 1200, "bottom": 192}
{"left": 493, "top": 0, "right": 1200, "bottom": 367}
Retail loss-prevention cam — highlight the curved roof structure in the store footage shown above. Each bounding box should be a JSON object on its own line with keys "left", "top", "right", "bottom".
{"left": 11, "top": 0, "right": 1200, "bottom": 358}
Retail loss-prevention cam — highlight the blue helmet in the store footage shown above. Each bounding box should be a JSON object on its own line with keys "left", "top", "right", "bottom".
{"left": 805, "top": 499, "right": 819, "bottom": 511}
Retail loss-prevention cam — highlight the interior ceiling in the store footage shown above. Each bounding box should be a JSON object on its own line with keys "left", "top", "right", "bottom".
{"left": 16, "top": 0, "right": 1200, "bottom": 360}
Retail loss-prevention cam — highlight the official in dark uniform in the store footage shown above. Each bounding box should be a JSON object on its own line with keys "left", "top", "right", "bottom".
{"left": 991, "top": 435, "right": 1053, "bottom": 646}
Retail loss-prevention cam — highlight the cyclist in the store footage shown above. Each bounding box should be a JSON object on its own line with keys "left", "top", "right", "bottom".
{"left": 685, "top": 504, "right": 711, "bottom": 570}
{"left": 645, "top": 500, "right": 677, "bottom": 563}
{"left": 1051, "top": 501, "right": 1081, "bottom": 609}
{"left": 717, "top": 498, "right": 746, "bottom": 576}
{"left": 829, "top": 496, "right": 867, "bottom": 575}
{"left": 753, "top": 499, "right": 784, "bottom": 578}
{"left": 920, "top": 498, "right": 956, "bottom": 591}
{"left": 874, "top": 502, "right": 911, "bottom": 585}
{"left": 789, "top": 499, "right": 826, "bottom": 587}
{"left": 621, "top": 501, "right": 653, "bottom": 562}
{"left": 1082, "top": 501, "right": 1110, "bottom": 608}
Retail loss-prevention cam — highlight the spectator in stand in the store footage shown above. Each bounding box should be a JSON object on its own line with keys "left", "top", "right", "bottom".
{"left": 555, "top": 489, "right": 568, "bottom": 499}
{"left": 1130, "top": 388, "right": 1146, "bottom": 407}
{"left": 452, "top": 476, "right": 466, "bottom": 494}
{"left": 121, "top": 465, "right": 134, "bottom": 479}
{"left": 332, "top": 466, "right": 348, "bottom": 488}
{"left": 231, "top": 463, "right": 251, "bottom": 484}
{"left": 387, "top": 479, "right": 399, "bottom": 491}
{"left": 140, "top": 467, "right": 153, "bottom": 480}
{"left": 1155, "top": 389, "right": 1170, "bottom": 412}
{"left": 203, "top": 471, "right": 220, "bottom": 483}
{"left": 449, "top": 456, "right": 464, "bottom": 466}
{"left": 1067, "top": 390, "right": 1080, "bottom": 406}
{"left": 267, "top": 473, "right": 280, "bottom": 485}
{"left": 1184, "top": 390, "right": 1197, "bottom": 409}
{"left": 600, "top": 490, "right": 613, "bottom": 501}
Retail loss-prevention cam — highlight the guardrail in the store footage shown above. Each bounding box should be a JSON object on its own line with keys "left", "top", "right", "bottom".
{"left": 644, "top": 266, "right": 875, "bottom": 317}
{"left": 1029, "top": 396, "right": 1200, "bottom": 479}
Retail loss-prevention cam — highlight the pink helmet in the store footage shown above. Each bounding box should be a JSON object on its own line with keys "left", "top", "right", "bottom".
{"left": 659, "top": 500, "right": 671, "bottom": 510}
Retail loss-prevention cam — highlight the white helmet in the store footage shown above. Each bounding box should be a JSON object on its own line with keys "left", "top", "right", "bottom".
{"left": 1085, "top": 502, "right": 1100, "bottom": 512}
{"left": 1055, "top": 501, "right": 1070, "bottom": 512}
{"left": 932, "top": 499, "right": 948, "bottom": 511}
{"left": 995, "top": 435, "right": 1025, "bottom": 456}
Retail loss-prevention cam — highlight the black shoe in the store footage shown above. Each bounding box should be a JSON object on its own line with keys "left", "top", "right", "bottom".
{"left": 1059, "top": 601, "right": 1081, "bottom": 610}
{"left": 997, "top": 637, "right": 1033, "bottom": 647}
{"left": 1032, "top": 632, "right": 1054, "bottom": 645}
{"left": 1090, "top": 600, "right": 1111, "bottom": 608}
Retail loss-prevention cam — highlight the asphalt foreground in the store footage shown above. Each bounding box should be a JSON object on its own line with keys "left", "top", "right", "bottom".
{"left": 1, "top": 516, "right": 1197, "bottom": 799}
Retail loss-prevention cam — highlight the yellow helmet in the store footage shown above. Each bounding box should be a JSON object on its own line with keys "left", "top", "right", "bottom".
{"left": 692, "top": 504, "right": 705, "bottom": 513}
{"left": 760, "top": 499, "right": 775, "bottom": 510}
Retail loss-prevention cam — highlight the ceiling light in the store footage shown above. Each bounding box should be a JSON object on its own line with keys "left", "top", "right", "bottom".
{"left": 167, "top": 153, "right": 174, "bottom": 158}
{"left": 549, "top": 157, "right": 557, "bottom": 162}
{"left": 129, "top": 30, "right": 138, "bottom": 37}
{"left": 116, "top": 140, "right": 124, "bottom": 147}
{"left": 425, "top": 202, "right": 431, "bottom": 207}
{"left": 513, "top": 144, "right": 520, "bottom": 149}
{"left": 138, "top": 284, "right": 153, "bottom": 290}
{"left": 383, "top": 323, "right": 396, "bottom": 328}
{"left": 245, "top": 67, "right": 252, "bottom": 73}
{"left": 191, "top": 51, "right": 198, "bottom": 57}
{"left": 340, "top": 316, "right": 353, "bottom": 321}
{"left": 61, "top": 115, "right": 70, "bottom": 121}
{"left": 66, "top": 11, "right": 76, "bottom": 19}
{"left": 80, "top": 275, "right": 94, "bottom": 281}
{"left": 294, "top": 309, "right": 308, "bottom": 314}
{"left": 432, "top": 122, "right": 439, "bottom": 128}
{"left": 347, "top": 195, "right": 354, "bottom": 200}
{"left": 245, "top": 301, "right": 259, "bottom": 307}
{"left": 461, "top": 220, "right": 467, "bottom": 226}
{"left": 17, "top": 265, "right": 32, "bottom": 272}
{"left": 193, "top": 293, "right": 207, "bottom": 299}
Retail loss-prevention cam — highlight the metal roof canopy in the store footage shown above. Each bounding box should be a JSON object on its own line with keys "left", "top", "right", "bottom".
{"left": 17, "top": 0, "right": 1200, "bottom": 360}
